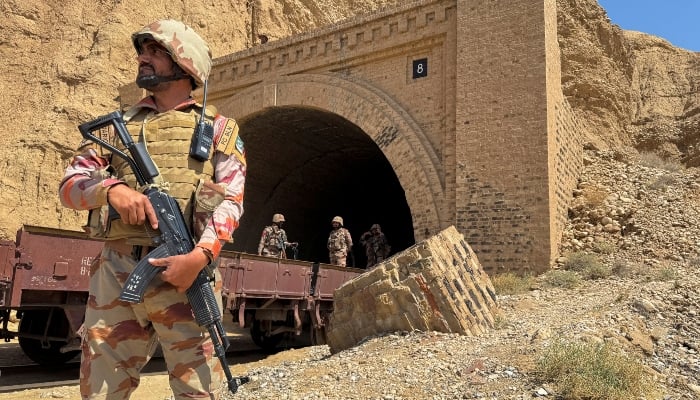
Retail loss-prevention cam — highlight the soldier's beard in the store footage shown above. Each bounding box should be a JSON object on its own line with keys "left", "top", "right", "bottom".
{"left": 136, "top": 73, "right": 187, "bottom": 89}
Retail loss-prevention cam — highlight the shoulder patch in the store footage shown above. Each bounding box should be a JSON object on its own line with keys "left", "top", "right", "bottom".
{"left": 216, "top": 118, "right": 246, "bottom": 166}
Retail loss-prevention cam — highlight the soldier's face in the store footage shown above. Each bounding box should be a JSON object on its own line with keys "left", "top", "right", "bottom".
{"left": 136, "top": 39, "right": 176, "bottom": 88}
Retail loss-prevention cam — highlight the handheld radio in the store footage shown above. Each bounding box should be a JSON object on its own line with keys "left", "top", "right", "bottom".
{"left": 189, "top": 80, "right": 214, "bottom": 161}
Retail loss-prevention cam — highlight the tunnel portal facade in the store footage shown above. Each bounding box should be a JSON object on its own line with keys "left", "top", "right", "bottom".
{"left": 120, "top": 0, "right": 584, "bottom": 272}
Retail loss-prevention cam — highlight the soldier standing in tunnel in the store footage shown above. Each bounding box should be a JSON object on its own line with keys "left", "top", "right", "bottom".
{"left": 257, "top": 213, "right": 297, "bottom": 258}
{"left": 327, "top": 216, "right": 353, "bottom": 267}
{"left": 360, "top": 223, "right": 391, "bottom": 269}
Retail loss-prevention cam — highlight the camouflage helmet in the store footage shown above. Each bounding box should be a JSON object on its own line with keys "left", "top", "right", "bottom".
{"left": 272, "top": 213, "right": 285, "bottom": 223}
{"left": 132, "top": 19, "right": 212, "bottom": 87}
{"left": 371, "top": 224, "right": 381, "bottom": 231}
{"left": 332, "top": 216, "right": 344, "bottom": 226}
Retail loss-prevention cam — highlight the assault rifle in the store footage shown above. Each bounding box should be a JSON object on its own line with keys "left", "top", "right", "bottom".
{"left": 78, "top": 111, "right": 248, "bottom": 393}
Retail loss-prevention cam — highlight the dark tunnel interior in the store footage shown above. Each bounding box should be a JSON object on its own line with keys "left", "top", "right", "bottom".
{"left": 225, "top": 105, "right": 415, "bottom": 268}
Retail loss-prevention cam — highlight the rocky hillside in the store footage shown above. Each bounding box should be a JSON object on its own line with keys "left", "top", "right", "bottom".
{"left": 557, "top": 0, "right": 700, "bottom": 157}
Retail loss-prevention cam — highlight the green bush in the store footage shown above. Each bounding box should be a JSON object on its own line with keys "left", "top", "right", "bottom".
{"left": 536, "top": 340, "right": 657, "bottom": 400}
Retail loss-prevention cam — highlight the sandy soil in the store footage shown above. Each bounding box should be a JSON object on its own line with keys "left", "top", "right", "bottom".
{"left": 0, "top": 322, "right": 313, "bottom": 400}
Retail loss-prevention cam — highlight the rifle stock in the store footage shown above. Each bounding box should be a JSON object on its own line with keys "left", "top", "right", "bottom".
{"left": 78, "top": 111, "right": 248, "bottom": 393}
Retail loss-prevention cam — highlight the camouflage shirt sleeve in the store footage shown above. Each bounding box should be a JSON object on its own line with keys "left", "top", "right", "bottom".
{"left": 257, "top": 226, "right": 270, "bottom": 254}
{"left": 195, "top": 115, "right": 246, "bottom": 259}
{"left": 59, "top": 100, "right": 154, "bottom": 210}
{"left": 59, "top": 146, "right": 124, "bottom": 210}
{"left": 344, "top": 228, "right": 353, "bottom": 249}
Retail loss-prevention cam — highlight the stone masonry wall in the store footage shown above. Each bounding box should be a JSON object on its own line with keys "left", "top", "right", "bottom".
{"left": 454, "top": 0, "right": 579, "bottom": 273}
{"left": 546, "top": 1, "right": 585, "bottom": 266}
{"left": 325, "top": 225, "right": 498, "bottom": 353}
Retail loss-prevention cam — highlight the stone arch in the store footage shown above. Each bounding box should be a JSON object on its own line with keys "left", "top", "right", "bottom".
{"left": 214, "top": 73, "right": 445, "bottom": 241}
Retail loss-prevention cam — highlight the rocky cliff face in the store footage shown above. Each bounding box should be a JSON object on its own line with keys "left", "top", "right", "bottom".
{"left": 557, "top": 0, "right": 700, "bottom": 158}
{"left": 0, "top": 0, "right": 697, "bottom": 240}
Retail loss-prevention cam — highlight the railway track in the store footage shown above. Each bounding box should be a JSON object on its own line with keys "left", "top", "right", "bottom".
{"left": 0, "top": 342, "right": 273, "bottom": 393}
{"left": 0, "top": 361, "right": 82, "bottom": 392}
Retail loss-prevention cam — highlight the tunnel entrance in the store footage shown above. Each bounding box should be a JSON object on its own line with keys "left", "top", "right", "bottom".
{"left": 227, "top": 105, "right": 415, "bottom": 268}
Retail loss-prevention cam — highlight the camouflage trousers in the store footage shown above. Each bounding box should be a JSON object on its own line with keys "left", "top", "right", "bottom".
{"left": 80, "top": 245, "right": 225, "bottom": 400}
{"left": 365, "top": 252, "right": 385, "bottom": 269}
{"left": 329, "top": 250, "right": 347, "bottom": 267}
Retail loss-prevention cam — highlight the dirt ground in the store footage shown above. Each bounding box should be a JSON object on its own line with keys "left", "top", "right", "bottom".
{"left": 0, "top": 323, "right": 313, "bottom": 400}
{"left": 0, "top": 347, "right": 316, "bottom": 400}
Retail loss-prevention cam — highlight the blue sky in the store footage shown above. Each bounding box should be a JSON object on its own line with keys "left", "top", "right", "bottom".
{"left": 596, "top": 0, "right": 700, "bottom": 52}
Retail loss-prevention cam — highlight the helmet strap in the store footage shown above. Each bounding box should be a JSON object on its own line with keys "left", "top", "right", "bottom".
{"left": 136, "top": 64, "right": 190, "bottom": 89}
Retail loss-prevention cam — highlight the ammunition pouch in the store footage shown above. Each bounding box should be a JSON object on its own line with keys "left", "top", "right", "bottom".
{"left": 84, "top": 178, "right": 226, "bottom": 244}
{"left": 83, "top": 206, "right": 159, "bottom": 246}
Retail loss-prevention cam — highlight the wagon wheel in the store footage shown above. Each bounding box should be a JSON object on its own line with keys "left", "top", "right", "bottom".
{"left": 249, "top": 320, "right": 284, "bottom": 351}
{"left": 310, "top": 326, "right": 327, "bottom": 346}
{"left": 18, "top": 309, "right": 80, "bottom": 366}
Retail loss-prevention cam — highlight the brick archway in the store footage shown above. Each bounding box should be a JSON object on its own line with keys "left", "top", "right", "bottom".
{"left": 215, "top": 73, "right": 446, "bottom": 242}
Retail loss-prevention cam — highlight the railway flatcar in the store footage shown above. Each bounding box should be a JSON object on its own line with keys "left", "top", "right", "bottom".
{"left": 0, "top": 225, "right": 102, "bottom": 365}
{"left": 220, "top": 252, "right": 363, "bottom": 348}
{"left": 0, "top": 225, "right": 363, "bottom": 365}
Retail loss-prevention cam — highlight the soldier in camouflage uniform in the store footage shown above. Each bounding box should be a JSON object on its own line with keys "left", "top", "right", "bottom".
{"left": 327, "top": 216, "right": 353, "bottom": 267}
{"left": 360, "top": 223, "right": 391, "bottom": 269}
{"left": 257, "top": 213, "right": 297, "bottom": 258}
{"left": 59, "top": 19, "right": 246, "bottom": 400}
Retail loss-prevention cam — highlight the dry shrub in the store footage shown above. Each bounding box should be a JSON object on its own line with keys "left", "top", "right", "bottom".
{"left": 491, "top": 312, "right": 508, "bottom": 330}
{"left": 592, "top": 241, "right": 616, "bottom": 255}
{"left": 544, "top": 269, "right": 580, "bottom": 289}
{"left": 647, "top": 174, "right": 677, "bottom": 191}
{"left": 583, "top": 262, "right": 612, "bottom": 280}
{"left": 581, "top": 186, "right": 608, "bottom": 208}
{"left": 563, "top": 251, "right": 598, "bottom": 272}
{"left": 690, "top": 255, "right": 700, "bottom": 268}
{"left": 563, "top": 251, "right": 610, "bottom": 280}
{"left": 654, "top": 266, "right": 677, "bottom": 282}
{"left": 491, "top": 272, "right": 533, "bottom": 295}
{"left": 638, "top": 152, "right": 683, "bottom": 172}
{"left": 537, "top": 340, "right": 657, "bottom": 400}
{"left": 611, "top": 260, "right": 639, "bottom": 278}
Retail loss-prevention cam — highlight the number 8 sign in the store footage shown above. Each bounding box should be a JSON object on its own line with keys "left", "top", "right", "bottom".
{"left": 413, "top": 58, "right": 428, "bottom": 79}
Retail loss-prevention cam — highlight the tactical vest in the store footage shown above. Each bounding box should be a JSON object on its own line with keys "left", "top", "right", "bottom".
{"left": 107, "top": 105, "right": 216, "bottom": 243}
{"left": 328, "top": 228, "right": 348, "bottom": 252}
{"left": 269, "top": 227, "right": 288, "bottom": 248}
